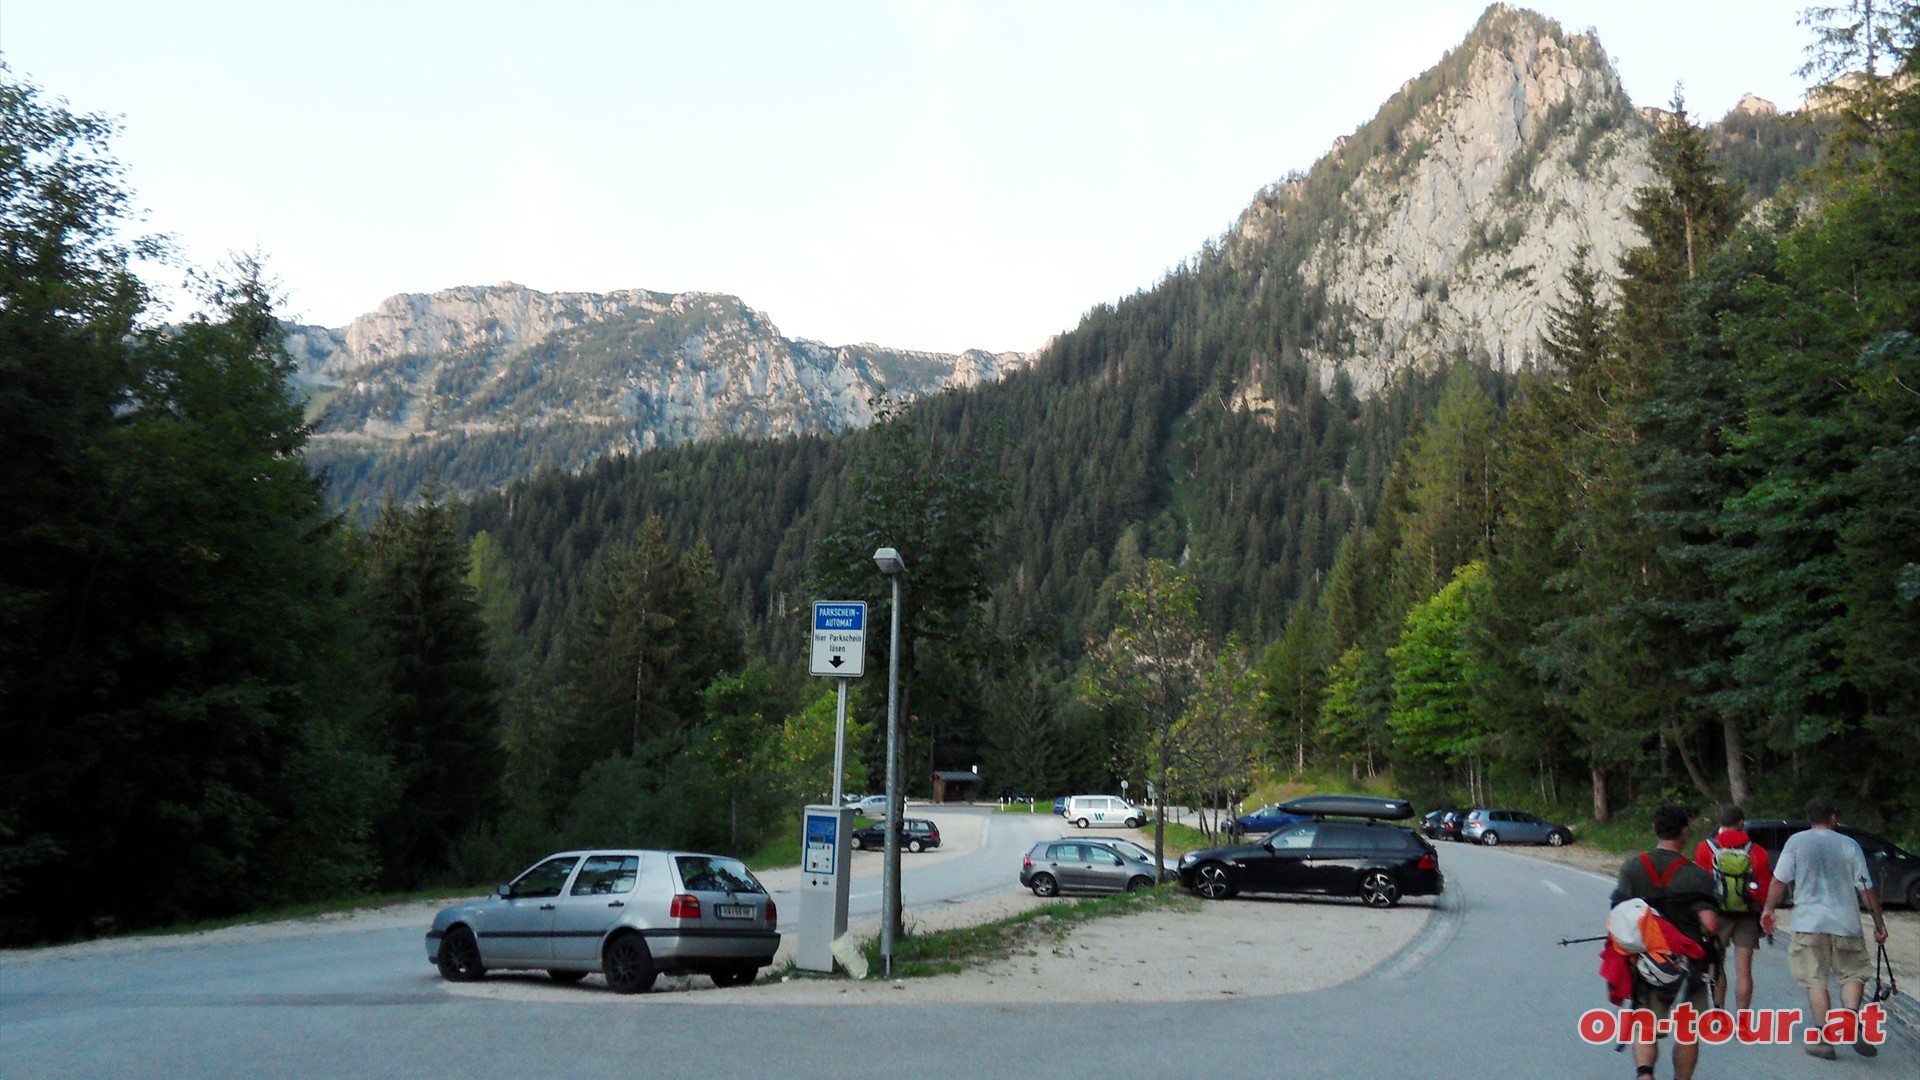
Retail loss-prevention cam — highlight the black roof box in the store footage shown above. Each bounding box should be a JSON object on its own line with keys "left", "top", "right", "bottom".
{"left": 1278, "top": 794, "right": 1414, "bottom": 821}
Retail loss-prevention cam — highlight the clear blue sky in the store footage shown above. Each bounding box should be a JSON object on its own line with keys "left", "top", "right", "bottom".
{"left": 3, "top": 1, "right": 1816, "bottom": 354}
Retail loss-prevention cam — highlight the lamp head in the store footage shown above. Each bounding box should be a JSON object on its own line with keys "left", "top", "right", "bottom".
{"left": 873, "top": 547, "right": 906, "bottom": 577}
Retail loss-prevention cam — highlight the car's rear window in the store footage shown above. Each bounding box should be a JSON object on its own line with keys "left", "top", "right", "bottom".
{"left": 674, "top": 855, "right": 765, "bottom": 894}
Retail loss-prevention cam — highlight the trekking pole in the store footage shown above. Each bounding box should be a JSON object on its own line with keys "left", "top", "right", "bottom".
{"left": 1558, "top": 934, "right": 1608, "bottom": 946}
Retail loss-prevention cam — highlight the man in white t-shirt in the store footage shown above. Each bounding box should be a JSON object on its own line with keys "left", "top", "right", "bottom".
{"left": 1759, "top": 797, "right": 1889, "bottom": 1060}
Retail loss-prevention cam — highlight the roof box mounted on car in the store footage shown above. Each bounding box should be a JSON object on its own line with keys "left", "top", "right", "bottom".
{"left": 1278, "top": 794, "right": 1414, "bottom": 821}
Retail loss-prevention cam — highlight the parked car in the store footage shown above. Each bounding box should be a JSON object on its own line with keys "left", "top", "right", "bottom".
{"left": 850, "top": 794, "right": 890, "bottom": 818}
{"left": 1460, "top": 808, "right": 1572, "bottom": 847}
{"left": 1021, "top": 839, "right": 1158, "bottom": 896}
{"left": 1745, "top": 819, "right": 1920, "bottom": 909}
{"left": 1052, "top": 796, "right": 1067, "bottom": 816}
{"left": 1438, "top": 809, "right": 1472, "bottom": 842}
{"left": 1178, "top": 794, "right": 1441, "bottom": 908}
{"left": 1227, "top": 803, "right": 1311, "bottom": 839}
{"left": 1081, "top": 835, "right": 1180, "bottom": 874}
{"left": 849, "top": 817, "right": 941, "bottom": 853}
{"left": 1063, "top": 794, "right": 1147, "bottom": 829}
{"left": 425, "top": 849, "right": 777, "bottom": 993}
{"left": 1420, "top": 809, "right": 1447, "bottom": 839}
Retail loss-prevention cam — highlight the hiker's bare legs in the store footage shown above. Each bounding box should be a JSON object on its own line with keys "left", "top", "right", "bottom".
{"left": 1671, "top": 1039, "right": 1700, "bottom": 1080}
{"left": 1840, "top": 975, "right": 1864, "bottom": 1012}
{"left": 1732, "top": 946, "right": 1754, "bottom": 1014}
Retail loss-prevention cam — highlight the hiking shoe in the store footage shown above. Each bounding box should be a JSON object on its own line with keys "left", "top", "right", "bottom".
{"left": 1806, "top": 1042, "right": 1838, "bottom": 1060}
{"left": 1854, "top": 1033, "right": 1878, "bottom": 1058}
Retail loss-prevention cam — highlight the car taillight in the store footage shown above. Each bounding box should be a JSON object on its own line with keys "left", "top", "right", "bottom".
{"left": 1023, "top": 855, "right": 1032, "bottom": 869}
{"left": 669, "top": 893, "right": 701, "bottom": 919}
{"left": 765, "top": 898, "right": 777, "bottom": 931}
{"left": 1417, "top": 853, "right": 1437, "bottom": 871}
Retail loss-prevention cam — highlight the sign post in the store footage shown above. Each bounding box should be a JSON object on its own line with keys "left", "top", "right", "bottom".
{"left": 799, "top": 601, "right": 865, "bottom": 973}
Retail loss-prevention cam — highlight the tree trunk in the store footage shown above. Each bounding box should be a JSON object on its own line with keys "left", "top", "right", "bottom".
{"left": 1592, "top": 762, "right": 1610, "bottom": 824}
{"left": 1723, "top": 717, "right": 1749, "bottom": 808}
{"left": 1670, "top": 722, "right": 1715, "bottom": 800}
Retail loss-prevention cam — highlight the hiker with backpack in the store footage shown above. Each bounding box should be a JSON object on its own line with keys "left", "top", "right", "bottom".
{"left": 1610, "top": 804, "right": 1721, "bottom": 1080}
{"left": 1693, "top": 804, "right": 1773, "bottom": 1014}
{"left": 1759, "top": 797, "right": 1890, "bottom": 1061}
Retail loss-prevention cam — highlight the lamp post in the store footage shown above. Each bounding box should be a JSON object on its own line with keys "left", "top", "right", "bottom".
{"left": 872, "top": 546, "right": 906, "bottom": 976}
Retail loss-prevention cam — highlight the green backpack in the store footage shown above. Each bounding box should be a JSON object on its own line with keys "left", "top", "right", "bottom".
{"left": 1708, "top": 839, "right": 1756, "bottom": 914}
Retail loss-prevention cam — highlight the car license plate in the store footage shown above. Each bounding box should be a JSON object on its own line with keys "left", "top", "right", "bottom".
{"left": 716, "top": 904, "right": 755, "bottom": 920}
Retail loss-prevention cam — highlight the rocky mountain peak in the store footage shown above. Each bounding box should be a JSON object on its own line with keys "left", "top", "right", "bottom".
{"left": 1228, "top": 4, "right": 1653, "bottom": 394}
{"left": 294, "top": 283, "right": 1030, "bottom": 506}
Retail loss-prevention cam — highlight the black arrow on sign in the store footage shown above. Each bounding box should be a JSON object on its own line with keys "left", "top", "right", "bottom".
{"left": 829, "top": 656, "right": 844, "bottom": 668}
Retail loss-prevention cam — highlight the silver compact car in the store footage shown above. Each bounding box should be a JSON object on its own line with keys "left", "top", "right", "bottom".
{"left": 1020, "top": 839, "right": 1159, "bottom": 896}
{"left": 425, "top": 849, "right": 778, "bottom": 993}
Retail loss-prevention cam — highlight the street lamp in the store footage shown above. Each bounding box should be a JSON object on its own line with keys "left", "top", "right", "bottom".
{"left": 872, "top": 546, "right": 906, "bottom": 976}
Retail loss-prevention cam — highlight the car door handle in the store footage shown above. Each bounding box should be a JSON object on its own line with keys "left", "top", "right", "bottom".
{"left": 607, "top": 901, "right": 625, "bottom": 908}
{"left": 540, "top": 903, "right": 556, "bottom": 911}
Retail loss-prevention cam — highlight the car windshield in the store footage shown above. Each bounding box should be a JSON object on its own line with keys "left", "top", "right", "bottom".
{"left": 674, "top": 855, "right": 764, "bottom": 894}
{"left": 1264, "top": 823, "right": 1319, "bottom": 849}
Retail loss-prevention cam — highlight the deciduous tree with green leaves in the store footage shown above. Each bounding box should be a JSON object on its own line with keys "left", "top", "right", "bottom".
{"left": 1082, "top": 559, "right": 1209, "bottom": 872}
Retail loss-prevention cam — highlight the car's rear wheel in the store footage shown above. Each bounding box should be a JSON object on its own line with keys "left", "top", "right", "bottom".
{"left": 1547, "top": 830, "right": 1569, "bottom": 847}
{"left": 1480, "top": 831, "right": 1500, "bottom": 847}
{"left": 436, "top": 927, "right": 485, "bottom": 982}
{"left": 850, "top": 834, "right": 864, "bottom": 851}
{"left": 1125, "top": 817, "right": 1143, "bottom": 829}
{"left": 603, "top": 934, "right": 657, "bottom": 994}
{"left": 1030, "top": 872, "right": 1059, "bottom": 898}
{"left": 711, "top": 964, "right": 757, "bottom": 988}
{"left": 1359, "top": 870, "right": 1401, "bottom": 908}
{"left": 547, "top": 969, "right": 587, "bottom": 984}
{"left": 1906, "top": 878, "right": 1920, "bottom": 910}
{"left": 1127, "top": 875, "right": 1153, "bottom": 893}
{"left": 908, "top": 838, "right": 924, "bottom": 853}
{"left": 1194, "top": 862, "right": 1236, "bottom": 900}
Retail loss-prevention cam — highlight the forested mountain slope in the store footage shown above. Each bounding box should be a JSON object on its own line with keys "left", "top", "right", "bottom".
{"left": 464, "top": 6, "right": 1815, "bottom": 667}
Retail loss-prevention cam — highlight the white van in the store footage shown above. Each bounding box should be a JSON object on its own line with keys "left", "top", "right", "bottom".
{"left": 1063, "top": 794, "right": 1146, "bottom": 829}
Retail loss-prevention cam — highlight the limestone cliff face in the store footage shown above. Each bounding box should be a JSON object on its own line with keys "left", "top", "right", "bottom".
{"left": 292, "top": 283, "right": 1028, "bottom": 501}
{"left": 1227, "top": 5, "right": 1659, "bottom": 394}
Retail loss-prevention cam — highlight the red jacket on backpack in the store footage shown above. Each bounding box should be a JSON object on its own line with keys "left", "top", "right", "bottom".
{"left": 1693, "top": 828, "right": 1772, "bottom": 913}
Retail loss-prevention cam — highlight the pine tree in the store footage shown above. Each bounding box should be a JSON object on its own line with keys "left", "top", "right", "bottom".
{"left": 366, "top": 488, "right": 503, "bottom": 888}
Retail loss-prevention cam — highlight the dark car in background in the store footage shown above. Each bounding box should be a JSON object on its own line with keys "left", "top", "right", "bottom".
{"left": 849, "top": 817, "right": 941, "bottom": 853}
{"left": 1745, "top": 819, "right": 1920, "bottom": 909}
{"left": 1438, "top": 809, "right": 1472, "bottom": 842}
{"left": 1021, "top": 839, "right": 1158, "bottom": 896}
{"left": 1178, "top": 795, "right": 1442, "bottom": 908}
{"left": 1227, "top": 803, "right": 1310, "bottom": 840}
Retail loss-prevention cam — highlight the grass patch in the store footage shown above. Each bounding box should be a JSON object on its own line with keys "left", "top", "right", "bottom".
{"left": 744, "top": 828, "right": 802, "bottom": 872}
{"left": 860, "top": 887, "right": 1198, "bottom": 978}
{"left": 993, "top": 802, "right": 1054, "bottom": 814}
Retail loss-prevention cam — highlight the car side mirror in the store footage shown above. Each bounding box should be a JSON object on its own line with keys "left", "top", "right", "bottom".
{"left": 1262, "top": 841, "right": 1276, "bottom": 853}
{"left": 497, "top": 883, "right": 512, "bottom": 898}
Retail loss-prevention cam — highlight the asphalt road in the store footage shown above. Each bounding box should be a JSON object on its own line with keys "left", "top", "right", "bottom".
{"left": 3, "top": 824, "right": 1913, "bottom": 1079}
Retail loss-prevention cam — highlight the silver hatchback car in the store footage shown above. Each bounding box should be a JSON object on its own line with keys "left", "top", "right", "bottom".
{"left": 1020, "top": 839, "right": 1159, "bottom": 896}
{"left": 425, "top": 849, "right": 778, "bottom": 993}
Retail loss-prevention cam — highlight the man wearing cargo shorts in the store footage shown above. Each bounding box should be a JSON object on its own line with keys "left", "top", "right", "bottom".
{"left": 1759, "top": 797, "right": 1890, "bottom": 1060}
